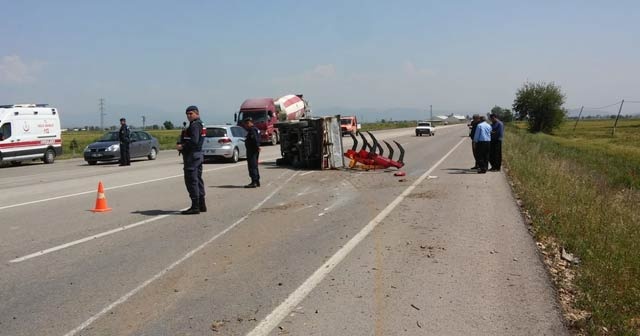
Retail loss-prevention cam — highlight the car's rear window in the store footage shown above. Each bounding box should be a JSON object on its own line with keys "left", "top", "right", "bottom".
{"left": 206, "top": 128, "right": 227, "bottom": 137}
{"left": 418, "top": 122, "right": 430, "bottom": 126}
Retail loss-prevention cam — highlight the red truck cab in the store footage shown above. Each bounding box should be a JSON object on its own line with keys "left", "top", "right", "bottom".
{"left": 236, "top": 98, "right": 279, "bottom": 145}
{"left": 235, "top": 95, "right": 310, "bottom": 145}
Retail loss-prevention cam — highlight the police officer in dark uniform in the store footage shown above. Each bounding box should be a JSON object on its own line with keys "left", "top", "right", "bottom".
{"left": 468, "top": 114, "right": 480, "bottom": 169}
{"left": 118, "top": 117, "right": 131, "bottom": 166}
{"left": 176, "top": 106, "right": 206, "bottom": 214}
{"left": 243, "top": 117, "right": 261, "bottom": 188}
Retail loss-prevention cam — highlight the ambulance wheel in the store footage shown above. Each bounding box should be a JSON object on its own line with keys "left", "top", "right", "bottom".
{"left": 43, "top": 149, "right": 56, "bottom": 164}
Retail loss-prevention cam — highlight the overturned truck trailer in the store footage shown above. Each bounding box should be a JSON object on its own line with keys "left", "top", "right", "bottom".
{"left": 274, "top": 116, "right": 344, "bottom": 170}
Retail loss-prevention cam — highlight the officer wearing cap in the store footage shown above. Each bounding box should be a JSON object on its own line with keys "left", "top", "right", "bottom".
{"left": 468, "top": 114, "right": 481, "bottom": 169}
{"left": 176, "top": 105, "right": 206, "bottom": 214}
{"left": 242, "top": 117, "right": 261, "bottom": 188}
{"left": 118, "top": 118, "right": 131, "bottom": 166}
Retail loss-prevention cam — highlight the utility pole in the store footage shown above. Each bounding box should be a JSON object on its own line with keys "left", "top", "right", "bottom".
{"left": 612, "top": 100, "right": 625, "bottom": 136}
{"left": 573, "top": 106, "right": 584, "bottom": 132}
{"left": 429, "top": 105, "right": 433, "bottom": 122}
{"left": 99, "top": 98, "right": 106, "bottom": 130}
{"left": 142, "top": 116, "right": 146, "bottom": 130}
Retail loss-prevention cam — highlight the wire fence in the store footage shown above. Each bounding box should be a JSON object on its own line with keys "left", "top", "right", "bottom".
{"left": 566, "top": 99, "right": 640, "bottom": 119}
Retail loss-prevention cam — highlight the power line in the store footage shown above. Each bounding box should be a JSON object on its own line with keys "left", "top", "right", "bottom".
{"left": 584, "top": 101, "right": 623, "bottom": 110}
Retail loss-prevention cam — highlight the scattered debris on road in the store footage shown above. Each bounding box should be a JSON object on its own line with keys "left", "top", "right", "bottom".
{"left": 210, "top": 320, "right": 227, "bottom": 332}
{"left": 410, "top": 304, "right": 421, "bottom": 311}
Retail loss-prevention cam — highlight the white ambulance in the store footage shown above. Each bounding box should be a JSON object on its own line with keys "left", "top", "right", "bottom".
{"left": 0, "top": 104, "right": 63, "bottom": 165}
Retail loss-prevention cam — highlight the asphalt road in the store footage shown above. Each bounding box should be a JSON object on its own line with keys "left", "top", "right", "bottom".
{"left": 0, "top": 125, "right": 568, "bottom": 336}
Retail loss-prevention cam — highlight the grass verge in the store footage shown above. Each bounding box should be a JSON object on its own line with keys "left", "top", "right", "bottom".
{"left": 504, "top": 122, "right": 640, "bottom": 335}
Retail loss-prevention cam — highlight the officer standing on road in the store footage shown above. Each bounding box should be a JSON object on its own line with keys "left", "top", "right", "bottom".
{"left": 473, "top": 116, "right": 492, "bottom": 174}
{"left": 118, "top": 118, "right": 131, "bottom": 166}
{"left": 243, "top": 117, "right": 261, "bottom": 188}
{"left": 176, "top": 106, "right": 206, "bottom": 214}
{"left": 468, "top": 114, "right": 480, "bottom": 170}
{"left": 489, "top": 113, "right": 504, "bottom": 171}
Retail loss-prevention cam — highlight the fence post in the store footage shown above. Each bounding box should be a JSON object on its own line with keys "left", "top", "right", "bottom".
{"left": 573, "top": 106, "right": 584, "bottom": 133}
{"left": 612, "top": 100, "right": 625, "bottom": 136}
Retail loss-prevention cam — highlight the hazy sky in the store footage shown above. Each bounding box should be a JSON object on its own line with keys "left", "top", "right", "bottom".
{"left": 1, "top": 0, "right": 638, "bottom": 127}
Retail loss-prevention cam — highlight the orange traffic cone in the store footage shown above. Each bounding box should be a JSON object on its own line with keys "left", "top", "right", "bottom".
{"left": 91, "top": 181, "right": 112, "bottom": 212}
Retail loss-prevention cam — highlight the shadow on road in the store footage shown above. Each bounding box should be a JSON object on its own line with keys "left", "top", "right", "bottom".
{"left": 213, "top": 185, "right": 246, "bottom": 189}
{"left": 131, "top": 209, "right": 182, "bottom": 216}
{"left": 443, "top": 167, "right": 477, "bottom": 174}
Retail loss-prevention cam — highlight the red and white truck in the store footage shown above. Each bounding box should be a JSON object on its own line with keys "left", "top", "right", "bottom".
{"left": 235, "top": 94, "right": 310, "bottom": 145}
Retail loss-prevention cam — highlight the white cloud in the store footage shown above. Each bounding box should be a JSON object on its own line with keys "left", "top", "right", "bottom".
{"left": 0, "top": 55, "right": 44, "bottom": 83}
{"left": 404, "top": 61, "right": 435, "bottom": 77}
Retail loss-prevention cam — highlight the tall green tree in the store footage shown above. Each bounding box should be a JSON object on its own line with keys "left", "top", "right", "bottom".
{"left": 513, "top": 82, "right": 567, "bottom": 133}
{"left": 163, "top": 121, "right": 174, "bottom": 130}
{"left": 490, "top": 105, "right": 514, "bottom": 122}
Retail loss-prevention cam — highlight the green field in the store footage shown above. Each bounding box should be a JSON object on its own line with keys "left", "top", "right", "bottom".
{"left": 505, "top": 119, "right": 640, "bottom": 335}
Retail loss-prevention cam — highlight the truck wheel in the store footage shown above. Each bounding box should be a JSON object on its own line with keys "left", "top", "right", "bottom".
{"left": 43, "top": 148, "right": 56, "bottom": 164}
{"left": 148, "top": 147, "right": 158, "bottom": 160}
{"left": 228, "top": 147, "right": 239, "bottom": 163}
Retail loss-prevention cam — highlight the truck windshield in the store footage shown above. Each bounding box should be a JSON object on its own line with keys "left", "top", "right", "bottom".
{"left": 418, "top": 122, "right": 430, "bottom": 127}
{"left": 239, "top": 111, "right": 269, "bottom": 123}
{"left": 340, "top": 119, "right": 352, "bottom": 125}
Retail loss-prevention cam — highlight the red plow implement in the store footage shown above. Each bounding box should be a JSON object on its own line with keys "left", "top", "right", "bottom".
{"left": 344, "top": 131, "right": 405, "bottom": 170}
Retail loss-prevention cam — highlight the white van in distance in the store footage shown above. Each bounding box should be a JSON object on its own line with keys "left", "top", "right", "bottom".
{"left": 0, "top": 104, "right": 62, "bottom": 165}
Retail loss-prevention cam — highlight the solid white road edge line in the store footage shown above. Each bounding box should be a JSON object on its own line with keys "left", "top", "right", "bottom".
{"left": 61, "top": 171, "right": 300, "bottom": 336}
{"left": 0, "top": 156, "right": 280, "bottom": 211}
{"left": 245, "top": 137, "right": 466, "bottom": 336}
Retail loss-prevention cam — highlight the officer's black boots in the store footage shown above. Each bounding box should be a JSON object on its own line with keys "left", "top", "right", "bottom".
{"left": 199, "top": 197, "right": 207, "bottom": 212}
{"left": 181, "top": 207, "right": 200, "bottom": 215}
{"left": 181, "top": 199, "right": 201, "bottom": 215}
{"left": 245, "top": 180, "right": 260, "bottom": 188}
